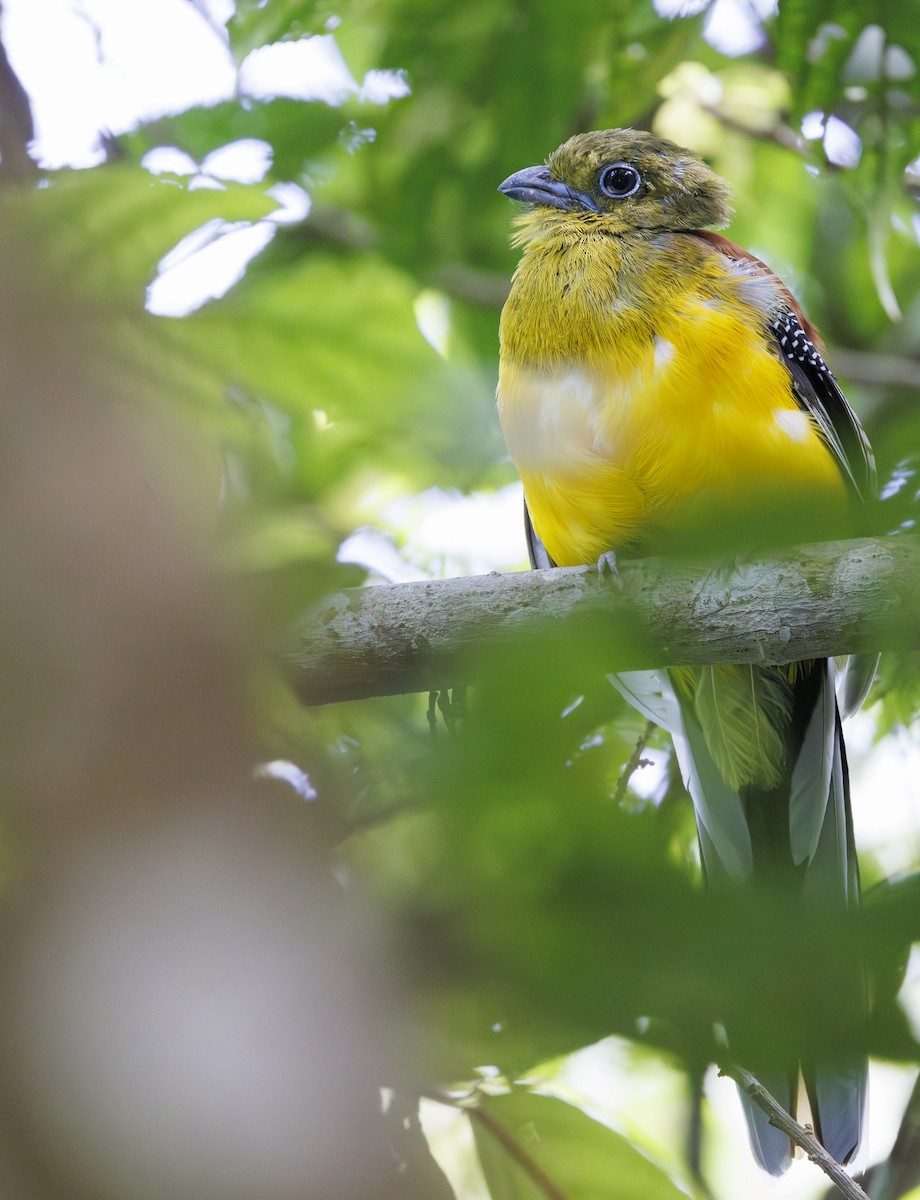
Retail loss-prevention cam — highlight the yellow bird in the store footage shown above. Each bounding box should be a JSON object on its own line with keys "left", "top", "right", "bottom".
{"left": 497, "top": 129, "right": 875, "bottom": 1174}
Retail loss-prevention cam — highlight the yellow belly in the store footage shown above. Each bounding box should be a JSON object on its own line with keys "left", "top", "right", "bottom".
{"left": 498, "top": 291, "right": 844, "bottom": 566}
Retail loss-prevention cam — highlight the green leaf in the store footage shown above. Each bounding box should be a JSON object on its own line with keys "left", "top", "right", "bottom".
{"left": 227, "top": 1, "right": 331, "bottom": 62}
{"left": 471, "top": 1090, "right": 691, "bottom": 1200}
{"left": 155, "top": 248, "right": 487, "bottom": 490}
{"left": 128, "top": 99, "right": 347, "bottom": 182}
{"left": 12, "top": 165, "right": 277, "bottom": 302}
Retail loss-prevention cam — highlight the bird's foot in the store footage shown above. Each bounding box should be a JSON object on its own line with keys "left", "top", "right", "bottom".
{"left": 595, "top": 549, "right": 622, "bottom": 588}
{"left": 700, "top": 550, "right": 758, "bottom": 594}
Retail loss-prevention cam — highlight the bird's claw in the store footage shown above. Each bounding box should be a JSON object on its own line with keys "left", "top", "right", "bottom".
{"left": 596, "top": 549, "right": 622, "bottom": 588}
{"left": 702, "top": 551, "right": 754, "bottom": 592}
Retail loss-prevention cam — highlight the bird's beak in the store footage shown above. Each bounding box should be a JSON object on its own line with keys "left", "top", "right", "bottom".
{"left": 498, "top": 165, "right": 598, "bottom": 212}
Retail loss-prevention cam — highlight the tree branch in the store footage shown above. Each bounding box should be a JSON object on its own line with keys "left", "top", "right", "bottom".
{"left": 830, "top": 348, "right": 920, "bottom": 391}
{"left": 286, "top": 535, "right": 919, "bottom": 706}
{"left": 722, "top": 1065, "right": 872, "bottom": 1200}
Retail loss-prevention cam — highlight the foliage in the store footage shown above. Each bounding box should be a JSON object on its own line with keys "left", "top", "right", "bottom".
{"left": 6, "top": 1, "right": 920, "bottom": 1198}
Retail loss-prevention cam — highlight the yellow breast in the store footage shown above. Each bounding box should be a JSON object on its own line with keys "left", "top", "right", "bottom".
{"left": 497, "top": 229, "right": 844, "bottom": 566}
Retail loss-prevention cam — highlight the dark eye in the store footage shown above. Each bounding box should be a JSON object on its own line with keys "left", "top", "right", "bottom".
{"left": 598, "top": 163, "right": 641, "bottom": 199}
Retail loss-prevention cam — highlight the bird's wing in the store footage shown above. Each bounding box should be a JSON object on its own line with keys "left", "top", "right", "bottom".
{"left": 690, "top": 231, "right": 879, "bottom": 728}
{"left": 769, "top": 307, "right": 875, "bottom": 500}
{"left": 690, "top": 231, "right": 875, "bottom": 502}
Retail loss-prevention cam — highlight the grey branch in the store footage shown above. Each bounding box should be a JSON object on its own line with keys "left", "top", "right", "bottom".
{"left": 830, "top": 348, "right": 920, "bottom": 391}
{"left": 286, "top": 535, "right": 920, "bottom": 707}
{"left": 723, "top": 1065, "right": 872, "bottom": 1200}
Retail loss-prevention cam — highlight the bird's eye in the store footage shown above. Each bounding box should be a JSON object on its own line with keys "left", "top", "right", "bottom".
{"left": 598, "top": 163, "right": 641, "bottom": 199}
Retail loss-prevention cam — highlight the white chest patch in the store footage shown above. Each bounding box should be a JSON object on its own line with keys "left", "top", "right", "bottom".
{"left": 653, "top": 336, "right": 675, "bottom": 369}
{"left": 774, "top": 407, "right": 812, "bottom": 443}
{"left": 501, "top": 364, "right": 627, "bottom": 471}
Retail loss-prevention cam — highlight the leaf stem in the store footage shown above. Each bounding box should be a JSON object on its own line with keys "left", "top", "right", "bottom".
{"left": 468, "top": 1104, "right": 569, "bottom": 1200}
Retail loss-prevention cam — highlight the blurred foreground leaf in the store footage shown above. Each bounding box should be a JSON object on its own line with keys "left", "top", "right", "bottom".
{"left": 472, "top": 1089, "right": 692, "bottom": 1200}
{"left": 14, "top": 166, "right": 277, "bottom": 301}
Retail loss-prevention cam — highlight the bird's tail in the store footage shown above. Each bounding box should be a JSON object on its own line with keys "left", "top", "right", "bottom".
{"left": 615, "top": 661, "right": 867, "bottom": 1174}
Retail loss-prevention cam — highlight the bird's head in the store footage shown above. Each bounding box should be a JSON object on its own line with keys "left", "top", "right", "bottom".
{"left": 499, "top": 129, "right": 733, "bottom": 237}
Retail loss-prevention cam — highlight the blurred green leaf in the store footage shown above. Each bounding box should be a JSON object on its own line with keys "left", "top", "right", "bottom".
{"left": 227, "top": 1, "right": 334, "bottom": 61}
{"left": 155, "top": 247, "right": 498, "bottom": 496}
{"left": 128, "top": 99, "right": 348, "bottom": 182}
{"left": 341, "top": 629, "right": 919, "bottom": 1084}
{"left": 471, "top": 1090, "right": 692, "bottom": 1200}
{"left": 16, "top": 165, "right": 277, "bottom": 301}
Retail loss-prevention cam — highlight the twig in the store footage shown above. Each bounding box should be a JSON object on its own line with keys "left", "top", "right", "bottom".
{"left": 613, "top": 719, "right": 656, "bottom": 805}
{"left": 701, "top": 103, "right": 808, "bottom": 156}
{"left": 830, "top": 348, "right": 920, "bottom": 391}
{"left": 722, "top": 1064, "right": 872, "bottom": 1200}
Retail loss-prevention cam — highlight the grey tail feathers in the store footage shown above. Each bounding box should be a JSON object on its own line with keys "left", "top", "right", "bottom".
{"left": 679, "top": 663, "right": 867, "bottom": 1174}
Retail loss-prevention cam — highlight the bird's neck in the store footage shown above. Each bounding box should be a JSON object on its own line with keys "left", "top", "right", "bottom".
{"left": 500, "top": 226, "right": 697, "bottom": 366}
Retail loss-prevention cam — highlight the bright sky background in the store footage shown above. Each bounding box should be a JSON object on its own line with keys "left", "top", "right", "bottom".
{"left": 3, "top": 0, "right": 237, "bottom": 169}
{"left": 1, "top": 0, "right": 408, "bottom": 315}
{"left": 5, "top": 5, "right": 918, "bottom": 1192}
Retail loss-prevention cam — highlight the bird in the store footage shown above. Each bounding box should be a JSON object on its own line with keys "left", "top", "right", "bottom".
{"left": 496, "top": 128, "right": 875, "bottom": 1174}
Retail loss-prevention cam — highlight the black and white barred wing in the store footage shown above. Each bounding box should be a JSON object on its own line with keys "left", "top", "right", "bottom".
{"left": 772, "top": 309, "right": 875, "bottom": 502}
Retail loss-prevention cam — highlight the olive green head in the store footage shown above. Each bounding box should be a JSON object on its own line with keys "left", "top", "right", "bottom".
{"left": 499, "top": 128, "right": 733, "bottom": 233}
